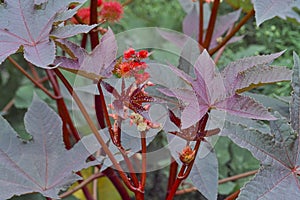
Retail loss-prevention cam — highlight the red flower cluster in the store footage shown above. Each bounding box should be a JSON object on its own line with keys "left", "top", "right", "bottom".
{"left": 113, "top": 48, "right": 150, "bottom": 84}
{"left": 72, "top": 8, "right": 90, "bottom": 24}
{"left": 99, "top": 1, "right": 124, "bottom": 22}
{"left": 71, "top": 0, "right": 123, "bottom": 24}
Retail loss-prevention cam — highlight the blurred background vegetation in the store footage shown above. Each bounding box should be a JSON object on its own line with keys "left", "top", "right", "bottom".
{"left": 1, "top": 0, "right": 299, "bottom": 199}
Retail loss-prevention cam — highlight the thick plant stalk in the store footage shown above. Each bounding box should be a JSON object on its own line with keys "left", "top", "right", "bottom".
{"left": 166, "top": 157, "right": 178, "bottom": 198}
{"left": 96, "top": 82, "right": 139, "bottom": 188}
{"left": 8, "top": 57, "right": 60, "bottom": 100}
{"left": 46, "top": 70, "right": 81, "bottom": 145}
{"left": 102, "top": 168, "right": 132, "bottom": 200}
{"left": 166, "top": 114, "right": 209, "bottom": 200}
{"left": 59, "top": 171, "right": 104, "bottom": 198}
{"left": 89, "top": 0, "right": 99, "bottom": 49}
{"left": 203, "top": 0, "right": 220, "bottom": 49}
{"left": 175, "top": 169, "right": 258, "bottom": 195}
{"left": 198, "top": 0, "right": 204, "bottom": 45}
{"left": 225, "top": 190, "right": 240, "bottom": 200}
{"left": 209, "top": 9, "right": 255, "bottom": 55}
{"left": 54, "top": 68, "right": 138, "bottom": 192}
{"left": 88, "top": 2, "right": 133, "bottom": 197}
{"left": 140, "top": 131, "right": 147, "bottom": 191}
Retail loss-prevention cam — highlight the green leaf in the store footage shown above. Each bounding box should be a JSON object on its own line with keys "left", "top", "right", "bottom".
{"left": 9, "top": 193, "right": 45, "bottom": 200}
{"left": 225, "top": 0, "right": 253, "bottom": 12}
{"left": 14, "top": 84, "right": 49, "bottom": 109}
{"left": 218, "top": 182, "right": 236, "bottom": 195}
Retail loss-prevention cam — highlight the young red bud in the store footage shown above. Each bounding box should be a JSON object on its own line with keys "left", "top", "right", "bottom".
{"left": 124, "top": 48, "right": 136, "bottom": 60}
{"left": 137, "top": 50, "right": 149, "bottom": 59}
{"left": 179, "top": 146, "right": 196, "bottom": 165}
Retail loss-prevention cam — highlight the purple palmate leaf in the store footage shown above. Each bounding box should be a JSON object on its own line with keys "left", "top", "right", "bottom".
{"left": 167, "top": 50, "right": 291, "bottom": 129}
{"left": 55, "top": 28, "right": 117, "bottom": 79}
{"left": 221, "top": 53, "right": 300, "bottom": 199}
{"left": 215, "top": 94, "right": 276, "bottom": 120}
{"left": 0, "top": 0, "right": 95, "bottom": 69}
{"left": 183, "top": 4, "right": 199, "bottom": 40}
{"left": 218, "top": 51, "right": 292, "bottom": 98}
{"left": 0, "top": 95, "right": 98, "bottom": 199}
{"left": 221, "top": 114, "right": 300, "bottom": 200}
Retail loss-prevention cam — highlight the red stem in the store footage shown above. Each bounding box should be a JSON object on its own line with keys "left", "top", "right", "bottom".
{"left": 1, "top": 99, "right": 14, "bottom": 114}
{"left": 96, "top": 82, "right": 116, "bottom": 142}
{"left": 8, "top": 57, "right": 60, "bottom": 100}
{"left": 102, "top": 168, "right": 131, "bottom": 200}
{"left": 81, "top": 34, "right": 88, "bottom": 49}
{"left": 77, "top": 172, "right": 95, "bottom": 200}
{"left": 213, "top": 25, "right": 234, "bottom": 63}
{"left": 46, "top": 70, "right": 81, "bottom": 143}
{"left": 89, "top": 0, "right": 107, "bottom": 141}
{"left": 209, "top": 9, "right": 255, "bottom": 55}
{"left": 54, "top": 68, "right": 138, "bottom": 192}
{"left": 175, "top": 169, "right": 258, "bottom": 195}
{"left": 140, "top": 131, "right": 147, "bottom": 191}
{"left": 166, "top": 114, "right": 209, "bottom": 200}
{"left": 112, "top": 117, "right": 139, "bottom": 189}
{"left": 39, "top": 76, "right": 49, "bottom": 83}
{"left": 46, "top": 70, "right": 71, "bottom": 148}
{"left": 166, "top": 166, "right": 186, "bottom": 200}
{"left": 225, "top": 190, "right": 240, "bottom": 200}
{"left": 198, "top": 0, "right": 204, "bottom": 45}
{"left": 166, "top": 157, "right": 178, "bottom": 197}
{"left": 90, "top": 0, "right": 99, "bottom": 49}
{"left": 46, "top": 70, "right": 94, "bottom": 199}
{"left": 118, "top": 144, "right": 140, "bottom": 188}
{"left": 203, "top": 0, "right": 220, "bottom": 49}
{"left": 95, "top": 94, "right": 106, "bottom": 128}
{"left": 28, "top": 62, "right": 40, "bottom": 81}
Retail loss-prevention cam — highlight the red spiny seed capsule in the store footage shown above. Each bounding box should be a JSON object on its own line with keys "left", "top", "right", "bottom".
{"left": 124, "top": 48, "right": 136, "bottom": 60}
{"left": 137, "top": 50, "right": 149, "bottom": 59}
{"left": 99, "top": 1, "right": 124, "bottom": 22}
{"left": 71, "top": 8, "right": 91, "bottom": 24}
{"left": 179, "top": 146, "right": 196, "bottom": 165}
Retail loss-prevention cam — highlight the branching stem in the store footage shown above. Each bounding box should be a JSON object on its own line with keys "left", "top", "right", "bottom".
{"left": 166, "top": 114, "right": 208, "bottom": 200}
{"left": 198, "top": 0, "right": 204, "bottom": 45}
{"left": 166, "top": 157, "right": 178, "bottom": 198}
{"left": 8, "top": 57, "right": 60, "bottom": 100}
{"left": 175, "top": 169, "right": 258, "bottom": 195}
{"left": 203, "top": 0, "right": 220, "bottom": 49}
{"left": 140, "top": 131, "right": 147, "bottom": 191}
{"left": 54, "top": 68, "right": 138, "bottom": 192}
{"left": 59, "top": 171, "right": 104, "bottom": 198}
{"left": 209, "top": 9, "right": 255, "bottom": 55}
